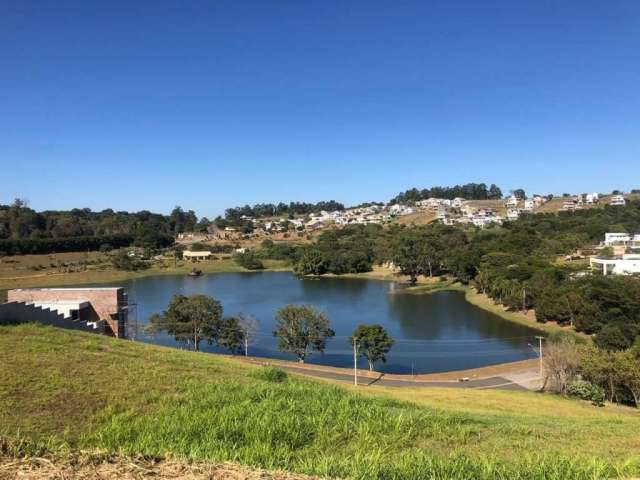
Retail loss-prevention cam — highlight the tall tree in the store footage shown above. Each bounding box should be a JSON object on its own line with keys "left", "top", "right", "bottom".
{"left": 392, "top": 229, "right": 423, "bottom": 284}
{"left": 237, "top": 313, "right": 259, "bottom": 356}
{"left": 217, "top": 316, "right": 246, "bottom": 355}
{"left": 149, "top": 294, "right": 223, "bottom": 351}
{"left": 350, "top": 324, "right": 395, "bottom": 371}
{"left": 273, "top": 305, "right": 335, "bottom": 362}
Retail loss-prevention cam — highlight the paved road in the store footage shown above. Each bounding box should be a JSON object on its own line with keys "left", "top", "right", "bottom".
{"left": 281, "top": 365, "right": 528, "bottom": 391}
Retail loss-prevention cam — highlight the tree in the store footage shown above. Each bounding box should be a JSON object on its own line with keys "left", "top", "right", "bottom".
{"left": 595, "top": 324, "right": 633, "bottom": 351}
{"left": 350, "top": 324, "right": 395, "bottom": 371}
{"left": 392, "top": 230, "right": 423, "bottom": 284}
{"left": 148, "top": 294, "right": 223, "bottom": 351}
{"left": 616, "top": 351, "right": 640, "bottom": 407}
{"left": 542, "top": 336, "right": 580, "bottom": 394}
{"left": 488, "top": 184, "right": 503, "bottom": 200}
{"left": 295, "top": 248, "right": 327, "bottom": 275}
{"left": 217, "top": 316, "right": 246, "bottom": 355}
{"left": 195, "top": 217, "right": 211, "bottom": 233}
{"left": 237, "top": 313, "right": 259, "bottom": 356}
{"left": 233, "top": 250, "right": 264, "bottom": 270}
{"left": 579, "top": 345, "right": 620, "bottom": 402}
{"left": 512, "top": 188, "right": 526, "bottom": 200}
{"left": 273, "top": 305, "right": 335, "bottom": 362}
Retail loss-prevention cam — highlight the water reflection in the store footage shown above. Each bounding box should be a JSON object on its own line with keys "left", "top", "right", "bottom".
{"left": 116, "top": 272, "right": 537, "bottom": 374}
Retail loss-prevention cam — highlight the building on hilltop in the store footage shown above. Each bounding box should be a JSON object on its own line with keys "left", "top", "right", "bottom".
{"left": 610, "top": 195, "right": 626, "bottom": 206}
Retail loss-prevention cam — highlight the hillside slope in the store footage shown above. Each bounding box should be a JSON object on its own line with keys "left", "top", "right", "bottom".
{"left": 2, "top": 324, "right": 640, "bottom": 479}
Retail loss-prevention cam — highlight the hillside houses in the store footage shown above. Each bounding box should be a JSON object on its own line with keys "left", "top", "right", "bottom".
{"left": 505, "top": 196, "right": 519, "bottom": 208}
{"left": 563, "top": 197, "right": 584, "bottom": 211}
{"left": 610, "top": 195, "right": 626, "bottom": 206}
{"left": 603, "top": 232, "right": 640, "bottom": 248}
{"left": 585, "top": 193, "right": 599, "bottom": 204}
{"left": 587, "top": 233, "right": 640, "bottom": 276}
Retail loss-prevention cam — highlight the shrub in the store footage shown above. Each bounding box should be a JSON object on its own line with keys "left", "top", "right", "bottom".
{"left": 567, "top": 378, "right": 605, "bottom": 406}
{"left": 233, "top": 251, "right": 264, "bottom": 270}
{"left": 250, "top": 366, "right": 288, "bottom": 383}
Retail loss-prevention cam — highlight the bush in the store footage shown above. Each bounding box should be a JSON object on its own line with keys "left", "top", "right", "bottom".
{"left": 567, "top": 378, "right": 605, "bottom": 406}
{"left": 250, "top": 366, "right": 288, "bottom": 383}
{"left": 233, "top": 251, "right": 264, "bottom": 270}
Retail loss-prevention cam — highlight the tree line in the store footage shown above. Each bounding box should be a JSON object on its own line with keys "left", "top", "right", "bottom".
{"left": 149, "top": 295, "right": 394, "bottom": 371}
{"left": 0, "top": 199, "right": 211, "bottom": 254}
{"left": 389, "top": 183, "right": 504, "bottom": 204}
{"left": 272, "top": 201, "right": 640, "bottom": 350}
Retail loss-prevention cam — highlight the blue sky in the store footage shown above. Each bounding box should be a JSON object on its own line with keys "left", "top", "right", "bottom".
{"left": 1, "top": 1, "right": 639, "bottom": 218}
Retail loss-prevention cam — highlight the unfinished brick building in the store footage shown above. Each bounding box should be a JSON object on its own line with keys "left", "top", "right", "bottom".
{"left": 5, "top": 287, "right": 128, "bottom": 337}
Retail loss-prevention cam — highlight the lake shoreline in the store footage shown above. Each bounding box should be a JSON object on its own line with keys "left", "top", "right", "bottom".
{"left": 2, "top": 261, "right": 576, "bottom": 338}
{"left": 318, "top": 267, "right": 573, "bottom": 336}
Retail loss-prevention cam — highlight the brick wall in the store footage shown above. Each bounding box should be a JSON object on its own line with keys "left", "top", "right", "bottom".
{"left": 7, "top": 288, "right": 127, "bottom": 337}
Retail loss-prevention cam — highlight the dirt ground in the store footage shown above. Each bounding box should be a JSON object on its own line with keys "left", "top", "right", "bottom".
{"left": 0, "top": 452, "right": 319, "bottom": 480}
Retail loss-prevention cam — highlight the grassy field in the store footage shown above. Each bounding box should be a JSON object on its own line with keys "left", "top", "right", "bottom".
{"left": 0, "top": 252, "right": 290, "bottom": 297}
{"left": 1, "top": 324, "right": 639, "bottom": 479}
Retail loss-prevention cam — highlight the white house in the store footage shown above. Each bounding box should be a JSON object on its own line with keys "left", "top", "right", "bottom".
{"left": 523, "top": 200, "right": 535, "bottom": 211}
{"left": 610, "top": 195, "right": 626, "bottom": 206}
{"left": 585, "top": 193, "right": 599, "bottom": 204}
{"left": 562, "top": 200, "right": 582, "bottom": 211}
{"left": 590, "top": 254, "right": 640, "bottom": 276}
{"left": 506, "top": 209, "right": 520, "bottom": 221}
{"left": 305, "top": 219, "right": 325, "bottom": 230}
{"left": 452, "top": 197, "right": 466, "bottom": 208}
{"left": 532, "top": 195, "right": 546, "bottom": 206}
{"left": 604, "top": 233, "right": 632, "bottom": 246}
{"left": 603, "top": 232, "right": 640, "bottom": 247}
{"left": 472, "top": 216, "right": 502, "bottom": 228}
{"left": 182, "top": 251, "right": 212, "bottom": 261}
{"left": 505, "top": 196, "right": 519, "bottom": 208}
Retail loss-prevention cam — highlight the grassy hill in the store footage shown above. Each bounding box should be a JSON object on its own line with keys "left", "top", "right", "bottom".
{"left": 2, "top": 324, "right": 640, "bottom": 479}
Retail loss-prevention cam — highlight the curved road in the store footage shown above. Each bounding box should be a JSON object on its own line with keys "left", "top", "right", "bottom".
{"left": 280, "top": 365, "right": 530, "bottom": 391}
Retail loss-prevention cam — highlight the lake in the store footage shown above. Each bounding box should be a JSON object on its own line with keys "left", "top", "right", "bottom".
{"left": 119, "top": 272, "right": 539, "bottom": 374}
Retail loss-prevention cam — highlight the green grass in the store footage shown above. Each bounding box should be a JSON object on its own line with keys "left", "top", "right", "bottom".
{"left": 2, "top": 324, "right": 640, "bottom": 479}
{"left": 0, "top": 255, "right": 291, "bottom": 291}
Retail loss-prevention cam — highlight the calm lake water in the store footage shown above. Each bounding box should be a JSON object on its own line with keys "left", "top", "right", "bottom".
{"left": 118, "top": 272, "right": 539, "bottom": 374}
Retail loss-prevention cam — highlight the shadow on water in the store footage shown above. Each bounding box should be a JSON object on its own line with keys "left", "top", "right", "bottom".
{"left": 117, "top": 272, "right": 539, "bottom": 374}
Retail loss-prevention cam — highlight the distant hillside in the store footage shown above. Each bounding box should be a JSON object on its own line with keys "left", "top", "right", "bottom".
{"left": 1, "top": 324, "right": 640, "bottom": 479}
{"left": 392, "top": 195, "right": 640, "bottom": 226}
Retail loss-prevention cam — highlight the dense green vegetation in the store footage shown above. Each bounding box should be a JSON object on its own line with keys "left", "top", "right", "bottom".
{"left": 0, "top": 234, "right": 135, "bottom": 256}
{"left": 390, "top": 182, "right": 504, "bottom": 203}
{"left": 233, "top": 250, "right": 265, "bottom": 270}
{"left": 0, "top": 200, "right": 195, "bottom": 254}
{"left": 288, "top": 202, "right": 640, "bottom": 353}
{"left": 2, "top": 324, "right": 640, "bottom": 479}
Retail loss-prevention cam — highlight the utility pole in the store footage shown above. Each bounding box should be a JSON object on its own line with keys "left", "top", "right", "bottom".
{"left": 353, "top": 338, "right": 358, "bottom": 386}
{"left": 535, "top": 336, "right": 544, "bottom": 379}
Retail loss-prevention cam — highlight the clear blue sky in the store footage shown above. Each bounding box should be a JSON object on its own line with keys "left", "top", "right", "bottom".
{"left": 1, "top": 1, "right": 639, "bottom": 218}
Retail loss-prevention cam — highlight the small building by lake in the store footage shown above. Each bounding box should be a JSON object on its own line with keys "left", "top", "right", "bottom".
{"left": 182, "top": 250, "right": 212, "bottom": 261}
